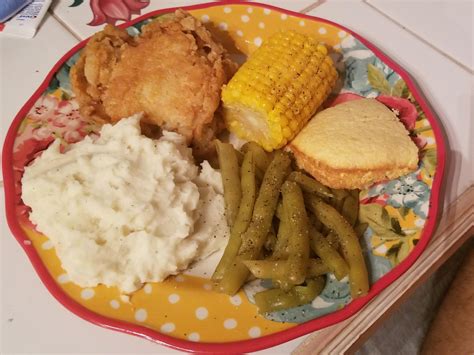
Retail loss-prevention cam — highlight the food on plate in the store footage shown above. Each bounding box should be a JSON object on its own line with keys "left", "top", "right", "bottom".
{"left": 70, "top": 9, "right": 238, "bottom": 156}
{"left": 216, "top": 149, "right": 292, "bottom": 295}
{"left": 215, "top": 140, "right": 242, "bottom": 226}
{"left": 254, "top": 276, "right": 326, "bottom": 314}
{"left": 212, "top": 141, "right": 369, "bottom": 312}
{"left": 21, "top": 12, "right": 402, "bottom": 317}
{"left": 288, "top": 98, "right": 419, "bottom": 189}
{"left": 21, "top": 115, "right": 229, "bottom": 293}
{"left": 306, "top": 195, "right": 369, "bottom": 297}
{"left": 221, "top": 30, "right": 338, "bottom": 151}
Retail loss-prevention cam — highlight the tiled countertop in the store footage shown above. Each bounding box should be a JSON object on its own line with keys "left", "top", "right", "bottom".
{"left": 1, "top": 1, "right": 472, "bottom": 354}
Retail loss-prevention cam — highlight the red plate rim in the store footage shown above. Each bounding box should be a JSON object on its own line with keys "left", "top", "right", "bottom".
{"left": 1, "top": 1, "right": 447, "bottom": 353}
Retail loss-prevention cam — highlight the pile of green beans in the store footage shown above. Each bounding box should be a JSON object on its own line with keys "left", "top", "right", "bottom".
{"left": 212, "top": 140, "right": 370, "bottom": 314}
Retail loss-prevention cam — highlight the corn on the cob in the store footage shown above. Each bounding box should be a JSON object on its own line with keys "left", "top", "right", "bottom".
{"left": 222, "top": 31, "right": 338, "bottom": 151}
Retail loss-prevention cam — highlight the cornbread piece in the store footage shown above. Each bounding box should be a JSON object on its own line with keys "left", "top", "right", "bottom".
{"left": 288, "top": 98, "right": 419, "bottom": 189}
{"left": 222, "top": 30, "right": 338, "bottom": 151}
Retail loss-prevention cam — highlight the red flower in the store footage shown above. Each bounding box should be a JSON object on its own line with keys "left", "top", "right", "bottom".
{"left": 328, "top": 93, "right": 418, "bottom": 131}
{"left": 376, "top": 95, "right": 417, "bottom": 131}
{"left": 89, "top": 0, "right": 150, "bottom": 26}
{"left": 411, "top": 134, "right": 428, "bottom": 150}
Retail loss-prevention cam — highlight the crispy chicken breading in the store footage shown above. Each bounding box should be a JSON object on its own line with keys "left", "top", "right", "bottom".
{"left": 70, "top": 10, "right": 237, "bottom": 156}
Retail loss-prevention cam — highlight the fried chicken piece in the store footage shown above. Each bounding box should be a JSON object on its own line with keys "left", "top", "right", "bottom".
{"left": 70, "top": 10, "right": 237, "bottom": 156}
{"left": 70, "top": 25, "right": 134, "bottom": 123}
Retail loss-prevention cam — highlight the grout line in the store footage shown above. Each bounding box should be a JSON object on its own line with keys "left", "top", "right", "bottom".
{"left": 300, "top": 0, "right": 327, "bottom": 14}
{"left": 363, "top": 0, "right": 473, "bottom": 75}
{"left": 49, "top": 8, "right": 83, "bottom": 41}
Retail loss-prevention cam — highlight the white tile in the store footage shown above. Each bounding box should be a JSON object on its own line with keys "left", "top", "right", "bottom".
{"left": 307, "top": 1, "right": 473, "bottom": 205}
{"left": 50, "top": 0, "right": 319, "bottom": 39}
{"left": 367, "top": 0, "right": 473, "bottom": 71}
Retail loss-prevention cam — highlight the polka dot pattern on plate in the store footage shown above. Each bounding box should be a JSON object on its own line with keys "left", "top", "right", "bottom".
{"left": 201, "top": 15, "right": 209, "bottom": 23}
{"left": 203, "top": 283, "right": 212, "bottom": 290}
{"left": 247, "top": 7, "right": 253, "bottom": 13}
{"left": 281, "top": 14, "right": 288, "bottom": 20}
{"left": 195, "top": 307, "right": 208, "bottom": 320}
{"left": 143, "top": 284, "right": 152, "bottom": 294}
{"left": 319, "top": 27, "right": 327, "bottom": 34}
{"left": 263, "top": 8, "right": 271, "bottom": 15}
{"left": 229, "top": 295, "right": 242, "bottom": 306}
{"left": 110, "top": 300, "right": 120, "bottom": 309}
{"left": 80, "top": 288, "right": 95, "bottom": 300}
{"left": 42, "top": 240, "right": 53, "bottom": 250}
{"left": 236, "top": 30, "right": 244, "bottom": 37}
{"left": 254, "top": 37, "right": 263, "bottom": 47}
{"left": 57, "top": 273, "right": 70, "bottom": 284}
{"left": 188, "top": 332, "right": 200, "bottom": 342}
{"left": 426, "top": 137, "right": 435, "bottom": 145}
{"left": 168, "top": 293, "right": 180, "bottom": 304}
{"left": 224, "top": 7, "right": 231, "bottom": 13}
{"left": 241, "top": 15, "right": 250, "bottom": 23}
{"left": 224, "top": 318, "right": 237, "bottom": 329}
{"left": 249, "top": 326, "right": 262, "bottom": 338}
{"left": 338, "top": 30, "right": 347, "bottom": 38}
{"left": 258, "top": 22, "right": 265, "bottom": 29}
{"left": 299, "top": 20, "right": 305, "bottom": 26}
{"left": 135, "top": 308, "right": 147, "bottom": 322}
{"left": 161, "top": 322, "right": 176, "bottom": 333}
{"left": 219, "top": 22, "right": 228, "bottom": 31}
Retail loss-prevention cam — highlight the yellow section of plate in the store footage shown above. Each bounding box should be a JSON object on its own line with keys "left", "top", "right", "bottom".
{"left": 19, "top": 4, "right": 346, "bottom": 343}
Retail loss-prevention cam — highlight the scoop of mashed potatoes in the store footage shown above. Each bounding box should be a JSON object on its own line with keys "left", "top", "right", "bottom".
{"left": 21, "top": 115, "right": 229, "bottom": 293}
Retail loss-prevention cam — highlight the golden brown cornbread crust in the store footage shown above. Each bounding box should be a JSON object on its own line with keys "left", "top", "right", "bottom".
{"left": 288, "top": 145, "right": 417, "bottom": 190}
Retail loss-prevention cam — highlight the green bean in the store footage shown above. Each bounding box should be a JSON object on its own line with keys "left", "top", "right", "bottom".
{"left": 310, "top": 227, "right": 349, "bottom": 280}
{"left": 241, "top": 141, "right": 272, "bottom": 172}
{"left": 330, "top": 188, "right": 348, "bottom": 212}
{"left": 216, "top": 151, "right": 291, "bottom": 295}
{"left": 239, "top": 151, "right": 292, "bottom": 253}
{"left": 215, "top": 140, "right": 241, "bottom": 226}
{"left": 235, "top": 150, "right": 244, "bottom": 166}
{"left": 212, "top": 151, "right": 256, "bottom": 281}
{"left": 264, "top": 229, "right": 277, "bottom": 252}
{"left": 281, "top": 181, "right": 310, "bottom": 285}
{"left": 308, "top": 259, "right": 331, "bottom": 277}
{"left": 254, "top": 288, "right": 301, "bottom": 314}
{"left": 351, "top": 189, "right": 360, "bottom": 202}
{"left": 309, "top": 213, "right": 323, "bottom": 232}
{"left": 341, "top": 195, "right": 359, "bottom": 226}
{"left": 242, "top": 259, "right": 287, "bottom": 280}
{"left": 275, "top": 200, "right": 284, "bottom": 220}
{"left": 288, "top": 171, "right": 333, "bottom": 198}
{"left": 243, "top": 258, "right": 329, "bottom": 280}
{"left": 354, "top": 223, "right": 368, "bottom": 239}
{"left": 326, "top": 232, "right": 340, "bottom": 249}
{"left": 254, "top": 277, "right": 325, "bottom": 313}
{"left": 306, "top": 195, "right": 369, "bottom": 298}
{"left": 331, "top": 188, "right": 349, "bottom": 201}
{"left": 271, "top": 205, "right": 290, "bottom": 260}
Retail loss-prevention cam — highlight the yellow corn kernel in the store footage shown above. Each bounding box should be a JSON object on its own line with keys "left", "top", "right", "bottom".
{"left": 221, "top": 30, "right": 338, "bottom": 151}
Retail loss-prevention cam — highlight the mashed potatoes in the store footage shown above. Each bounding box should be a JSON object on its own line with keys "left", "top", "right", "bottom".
{"left": 21, "top": 115, "right": 229, "bottom": 293}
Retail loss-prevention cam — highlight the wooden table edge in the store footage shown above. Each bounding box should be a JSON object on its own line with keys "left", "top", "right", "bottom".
{"left": 293, "top": 185, "right": 474, "bottom": 355}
